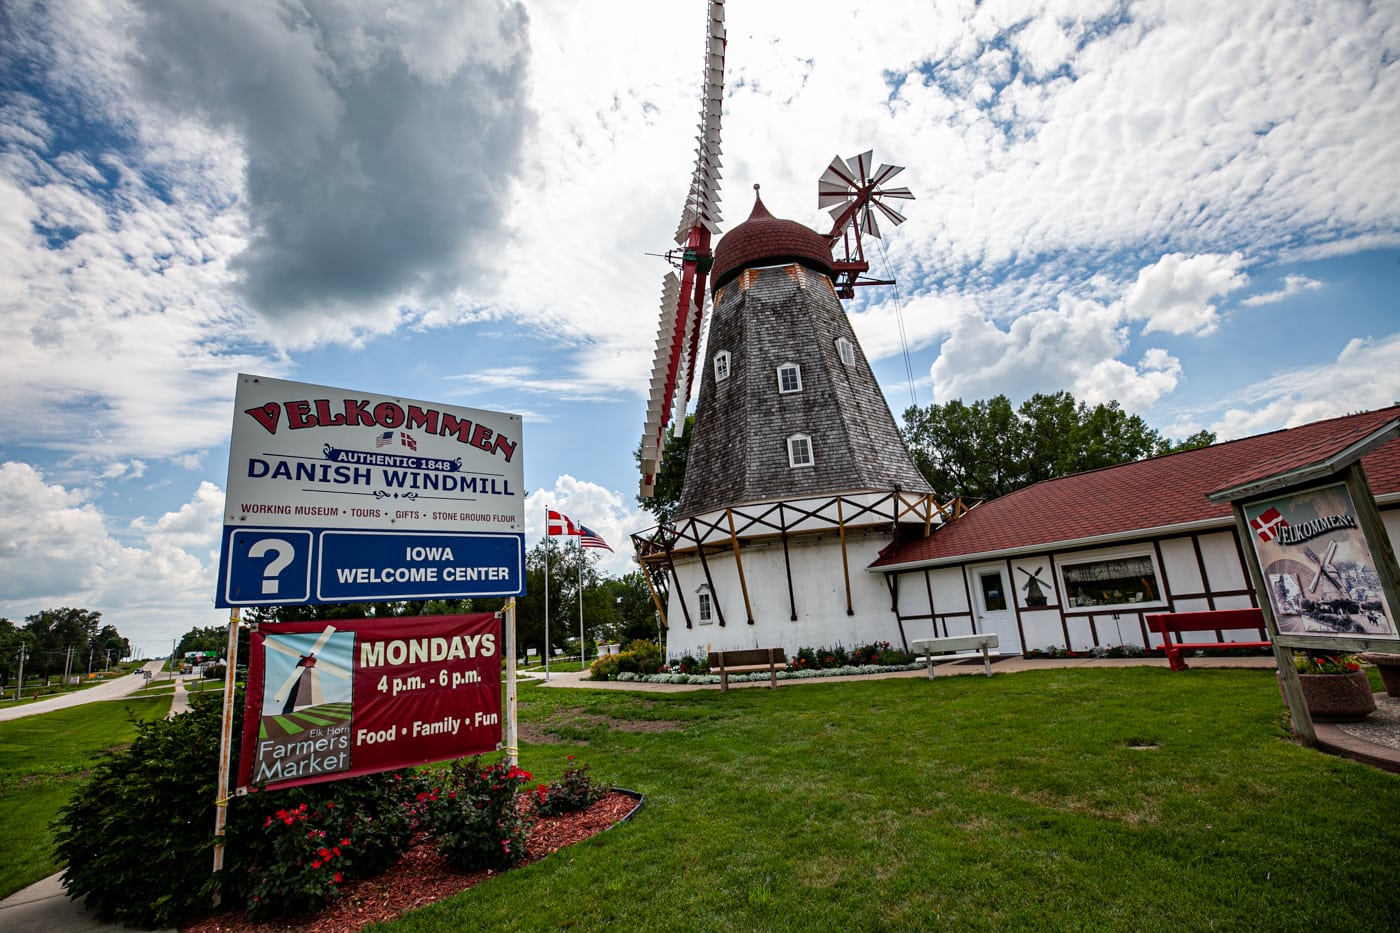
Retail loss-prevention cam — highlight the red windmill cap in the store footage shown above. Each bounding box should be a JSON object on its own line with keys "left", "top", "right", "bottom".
{"left": 710, "top": 188, "right": 834, "bottom": 292}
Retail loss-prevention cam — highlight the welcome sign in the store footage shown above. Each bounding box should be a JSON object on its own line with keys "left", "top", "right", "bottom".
{"left": 217, "top": 374, "right": 525, "bottom": 606}
{"left": 1243, "top": 482, "right": 1397, "bottom": 639}
{"left": 236, "top": 613, "right": 502, "bottom": 793}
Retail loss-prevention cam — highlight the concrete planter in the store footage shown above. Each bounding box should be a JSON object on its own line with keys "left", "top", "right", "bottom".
{"left": 1359, "top": 652, "right": 1400, "bottom": 698}
{"left": 1288, "top": 670, "right": 1378, "bottom": 722}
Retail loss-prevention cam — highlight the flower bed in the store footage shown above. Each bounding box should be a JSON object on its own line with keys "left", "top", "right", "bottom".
{"left": 614, "top": 661, "right": 924, "bottom": 685}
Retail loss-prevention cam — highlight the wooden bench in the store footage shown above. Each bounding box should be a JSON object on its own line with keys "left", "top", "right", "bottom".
{"left": 1145, "top": 609, "right": 1270, "bottom": 672}
{"left": 707, "top": 648, "right": 787, "bottom": 691}
{"left": 910, "top": 633, "right": 1000, "bottom": 679}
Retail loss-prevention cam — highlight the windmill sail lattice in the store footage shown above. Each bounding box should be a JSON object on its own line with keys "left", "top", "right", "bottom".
{"left": 640, "top": 0, "right": 726, "bottom": 498}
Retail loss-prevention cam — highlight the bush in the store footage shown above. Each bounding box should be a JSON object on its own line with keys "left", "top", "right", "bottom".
{"left": 53, "top": 690, "right": 230, "bottom": 928}
{"left": 533, "top": 756, "right": 604, "bottom": 816}
{"left": 668, "top": 654, "right": 709, "bottom": 675}
{"left": 619, "top": 639, "right": 663, "bottom": 675}
{"left": 422, "top": 757, "right": 534, "bottom": 871}
{"left": 225, "top": 770, "right": 427, "bottom": 920}
{"left": 589, "top": 654, "right": 621, "bottom": 680}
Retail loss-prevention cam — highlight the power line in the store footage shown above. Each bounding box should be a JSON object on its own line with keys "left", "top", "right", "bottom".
{"left": 876, "top": 236, "right": 918, "bottom": 410}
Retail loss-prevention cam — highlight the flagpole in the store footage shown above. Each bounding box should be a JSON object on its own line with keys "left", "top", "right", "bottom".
{"left": 544, "top": 505, "right": 551, "bottom": 683}
{"left": 577, "top": 534, "right": 585, "bottom": 673}
{"left": 502, "top": 598, "right": 518, "bottom": 767}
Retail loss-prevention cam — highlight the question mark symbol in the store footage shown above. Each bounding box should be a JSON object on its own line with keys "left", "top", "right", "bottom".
{"left": 248, "top": 539, "right": 295, "bottom": 595}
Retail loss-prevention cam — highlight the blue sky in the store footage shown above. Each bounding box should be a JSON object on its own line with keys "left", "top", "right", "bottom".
{"left": 2, "top": 0, "right": 1397, "bottom": 656}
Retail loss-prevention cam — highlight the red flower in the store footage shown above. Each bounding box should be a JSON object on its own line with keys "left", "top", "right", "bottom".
{"left": 333, "top": 872, "right": 343, "bottom": 884}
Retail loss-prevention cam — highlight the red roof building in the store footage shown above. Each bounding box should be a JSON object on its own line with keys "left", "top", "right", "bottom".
{"left": 869, "top": 406, "right": 1400, "bottom": 655}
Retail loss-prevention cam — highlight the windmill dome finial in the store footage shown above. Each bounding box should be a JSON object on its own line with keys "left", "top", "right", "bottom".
{"left": 710, "top": 192, "right": 833, "bottom": 292}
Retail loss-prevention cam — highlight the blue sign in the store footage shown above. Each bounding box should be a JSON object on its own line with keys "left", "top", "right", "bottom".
{"left": 218, "top": 527, "right": 524, "bottom": 607}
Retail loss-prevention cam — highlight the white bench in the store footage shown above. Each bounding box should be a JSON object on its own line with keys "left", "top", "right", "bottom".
{"left": 911, "top": 633, "right": 1000, "bottom": 679}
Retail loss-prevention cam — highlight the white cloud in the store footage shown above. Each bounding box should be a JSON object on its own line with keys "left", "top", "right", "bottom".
{"left": 1242, "top": 273, "right": 1324, "bottom": 307}
{"left": 0, "top": 462, "right": 224, "bottom": 647}
{"left": 1124, "top": 252, "right": 1248, "bottom": 336}
{"left": 526, "top": 475, "right": 645, "bottom": 576}
{"left": 926, "top": 293, "right": 1180, "bottom": 409}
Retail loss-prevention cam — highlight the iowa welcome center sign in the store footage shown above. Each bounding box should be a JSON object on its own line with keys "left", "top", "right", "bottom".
{"left": 217, "top": 374, "right": 525, "bottom": 606}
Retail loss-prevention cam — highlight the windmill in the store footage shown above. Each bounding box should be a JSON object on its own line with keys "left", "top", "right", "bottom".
{"left": 818, "top": 150, "right": 915, "bottom": 298}
{"left": 1017, "top": 566, "right": 1049, "bottom": 607}
{"left": 640, "top": 0, "right": 727, "bottom": 498}
{"left": 266, "top": 625, "right": 352, "bottom": 715}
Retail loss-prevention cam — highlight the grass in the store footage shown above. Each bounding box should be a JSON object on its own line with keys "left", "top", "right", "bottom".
{"left": 381, "top": 668, "right": 1400, "bottom": 933}
{"left": 0, "top": 696, "right": 169, "bottom": 896}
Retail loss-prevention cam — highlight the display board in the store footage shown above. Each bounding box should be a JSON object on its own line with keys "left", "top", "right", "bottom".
{"left": 236, "top": 613, "right": 501, "bottom": 792}
{"left": 217, "top": 374, "right": 525, "bottom": 606}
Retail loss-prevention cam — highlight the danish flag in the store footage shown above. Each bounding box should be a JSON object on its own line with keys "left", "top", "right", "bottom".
{"left": 1250, "top": 507, "right": 1289, "bottom": 543}
{"left": 547, "top": 509, "right": 580, "bottom": 537}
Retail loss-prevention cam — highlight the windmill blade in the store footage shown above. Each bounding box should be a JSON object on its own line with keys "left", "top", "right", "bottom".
{"left": 308, "top": 625, "right": 337, "bottom": 654}
{"left": 861, "top": 207, "right": 881, "bottom": 239}
{"left": 872, "top": 198, "right": 907, "bottom": 226}
{"left": 270, "top": 666, "right": 303, "bottom": 705}
{"left": 878, "top": 186, "right": 915, "bottom": 200}
{"left": 870, "top": 163, "right": 905, "bottom": 187}
{"left": 265, "top": 639, "right": 305, "bottom": 660}
{"left": 848, "top": 149, "right": 874, "bottom": 184}
{"left": 311, "top": 658, "right": 352, "bottom": 681}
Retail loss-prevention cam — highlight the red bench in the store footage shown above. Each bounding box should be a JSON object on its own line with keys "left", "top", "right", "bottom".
{"left": 1145, "top": 609, "right": 1271, "bottom": 672}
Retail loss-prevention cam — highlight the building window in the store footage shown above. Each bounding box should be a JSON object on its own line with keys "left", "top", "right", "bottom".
{"left": 787, "top": 433, "right": 814, "bottom": 468}
{"left": 714, "top": 351, "right": 731, "bottom": 382}
{"left": 697, "top": 586, "right": 714, "bottom": 624}
{"left": 836, "top": 337, "right": 855, "bottom": 366}
{"left": 777, "top": 362, "right": 802, "bottom": 394}
{"left": 1061, "top": 554, "right": 1162, "bottom": 608}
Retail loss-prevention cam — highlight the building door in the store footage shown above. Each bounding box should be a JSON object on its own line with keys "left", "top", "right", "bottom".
{"left": 972, "top": 564, "right": 1021, "bottom": 654}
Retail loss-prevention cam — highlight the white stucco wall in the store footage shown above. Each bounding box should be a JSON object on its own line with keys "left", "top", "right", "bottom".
{"left": 664, "top": 529, "right": 905, "bottom": 660}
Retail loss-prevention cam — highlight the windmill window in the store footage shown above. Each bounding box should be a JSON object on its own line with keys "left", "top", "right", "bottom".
{"left": 777, "top": 363, "right": 802, "bottom": 394}
{"left": 1060, "top": 553, "right": 1163, "bottom": 609}
{"left": 787, "top": 433, "right": 814, "bottom": 468}
{"left": 697, "top": 585, "right": 714, "bottom": 624}
{"left": 713, "top": 351, "right": 731, "bottom": 382}
{"left": 836, "top": 337, "right": 855, "bottom": 366}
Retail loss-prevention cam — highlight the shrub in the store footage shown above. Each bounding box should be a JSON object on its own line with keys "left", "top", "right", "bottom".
{"left": 53, "top": 690, "right": 230, "bottom": 928}
{"left": 619, "top": 639, "right": 663, "bottom": 675}
{"left": 534, "top": 756, "right": 604, "bottom": 816}
{"left": 423, "top": 757, "right": 534, "bottom": 871}
{"left": 589, "top": 654, "right": 621, "bottom": 680}
{"left": 673, "top": 654, "right": 709, "bottom": 675}
{"left": 224, "top": 770, "right": 427, "bottom": 919}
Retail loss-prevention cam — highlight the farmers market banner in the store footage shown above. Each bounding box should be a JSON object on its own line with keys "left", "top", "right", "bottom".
{"left": 237, "top": 613, "right": 501, "bottom": 793}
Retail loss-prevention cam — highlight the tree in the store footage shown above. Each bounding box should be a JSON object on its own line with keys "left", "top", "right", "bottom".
{"left": 635, "top": 414, "right": 694, "bottom": 526}
{"left": 600, "top": 571, "right": 663, "bottom": 646}
{"left": 513, "top": 538, "right": 601, "bottom": 660}
{"left": 23, "top": 607, "right": 104, "bottom": 681}
{"left": 901, "top": 391, "right": 1216, "bottom": 501}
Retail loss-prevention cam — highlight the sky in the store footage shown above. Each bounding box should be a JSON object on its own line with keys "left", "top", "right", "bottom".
{"left": 2, "top": 0, "right": 1398, "bottom": 657}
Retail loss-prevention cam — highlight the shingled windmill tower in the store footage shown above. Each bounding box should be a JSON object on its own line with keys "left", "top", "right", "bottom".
{"left": 633, "top": 3, "right": 961, "bottom": 658}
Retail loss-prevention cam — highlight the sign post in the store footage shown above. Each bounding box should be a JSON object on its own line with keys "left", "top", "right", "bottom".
{"left": 212, "top": 374, "right": 526, "bottom": 894}
{"left": 1210, "top": 416, "right": 1400, "bottom": 743}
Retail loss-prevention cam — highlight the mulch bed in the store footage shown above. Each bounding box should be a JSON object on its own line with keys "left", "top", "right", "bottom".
{"left": 182, "top": 791, "right": 639, "bottom": 933}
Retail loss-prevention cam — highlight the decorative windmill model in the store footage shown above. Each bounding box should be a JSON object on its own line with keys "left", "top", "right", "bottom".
{"left": 638, "top": 3, "right": 916, "bottom": 496}
{"left": 267, "top": 625, "right": 351, "bottom": 715}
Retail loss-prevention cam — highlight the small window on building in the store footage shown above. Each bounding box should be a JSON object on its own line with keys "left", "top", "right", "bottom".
{"left": 836, "top": 337, "right": 855, "bottom": 366}
{"left": 1061, "top": 554, "right": 1162, "bottom": 608}
{"left": 714, "top": 350, "right": 731, "bottom": 382}
{"left": 787, "top": 433, "right": 814, "bottom": 468}
{"left": 777, "top": 362, "right": 802, "bottom": 394}
{"left": 697, "top": 586, "right": 714, "bottom": 624}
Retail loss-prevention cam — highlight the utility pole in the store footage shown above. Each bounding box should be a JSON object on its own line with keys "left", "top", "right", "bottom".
{"left": 62, "top": 645, "right": 73, "bottom": 685}
{"left": 16, "top": 643, "right": 26, "bottom": 700}
{"left": 87, "top": 646, "right": 94, "bottom": 676}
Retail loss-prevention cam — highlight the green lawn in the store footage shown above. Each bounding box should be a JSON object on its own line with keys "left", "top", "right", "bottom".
{"left": 385, "top": 668, "right": 1400, "bottom": 933}
{"left": 0, "top": 696, "right": 169, "bottom": 896}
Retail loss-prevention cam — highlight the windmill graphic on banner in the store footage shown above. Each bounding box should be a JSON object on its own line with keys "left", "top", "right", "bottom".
{"left": 264, "top": 625, "right": 354, "bottom": 716}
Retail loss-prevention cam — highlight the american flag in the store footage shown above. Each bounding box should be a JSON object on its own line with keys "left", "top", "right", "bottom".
{"left": 547, "top": 509, "right": 580, "bottom": 536}
{"left": 400, "top": 432, "right": 417, "bottom": 451}
{"left": 1250, "top": 507, "right": 1289, "bottom": 543}
{"left": 375, "top": 430, "right": 394, "bottom": 448}
{"left": 578, "top": 524, "right": 612, "bottom": 551}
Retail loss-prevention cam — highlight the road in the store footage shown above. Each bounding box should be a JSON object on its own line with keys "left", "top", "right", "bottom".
{"left": 0, "top": 660, "right": 174, "bottom": 722}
